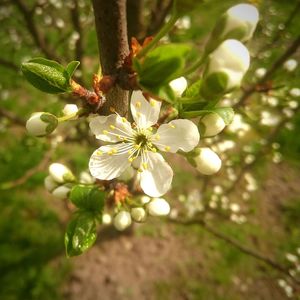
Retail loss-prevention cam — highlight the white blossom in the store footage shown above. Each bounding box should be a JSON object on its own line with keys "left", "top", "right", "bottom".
{"left": 49, "top": 163, "right": 74, "bottom": 183}
{"left": 147, "top": 198, "right": 170, "bottom": 216}
{"left": 26, "top": 112, "right": 58, "bottom": 137}
{"left": 169, "top": 76, "right": 187, "bottom": 97}
{"left": 52, "top": 185, "right": 71, "bottom": 199}
{"left": 255, "top": 67, "right": 267, "bottom": 78}
{"left": 62, "top": 104, "right": 79, "bottom": 119}
{"left": 200, "top": 113, "right": 226, "bottom": 137}
{"left": 283, "top": 59, "right": 298, "bottom": 72}
{"left": 89, "top": 91, "right": 199, "bottom": 197}
{"left": 131, "top": 207, "right": 147, "bottom": 222}
{"left": 113, "top": 211, "right": 132, "bottom": 231}
{"left": 224, "top": 4, "right": 259, "bottom": 42}
{"left": 193, "top": 147, "right": 222, "bottom": 175}
{"left": 44, "top": 175, "right": 58, "bottom": 192}
{"left": 206, "top": 39, "right": 250, "bottom": 90}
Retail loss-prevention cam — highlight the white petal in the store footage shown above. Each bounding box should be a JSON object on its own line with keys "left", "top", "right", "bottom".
{"left": 89, "top": 114, "right": 133, "bottom": 143}
{"left": 153, "top": 119, "right": 200, "bottom": 153}
{"left": 130, "top": 91, "right": 161, "bottom": 129}
{"left": 89, "top": 144, "right": 131, "bottom": 180}
{"left": 140, "top": 152, "right": 173, "bottom": 197}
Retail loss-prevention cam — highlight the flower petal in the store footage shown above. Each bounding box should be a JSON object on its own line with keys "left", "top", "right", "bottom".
{"left": 152, "top": 119, "right": 200, "bottom": 153}
{"left": 140, "top": 152, "right": 173, "bottom": 197}
{"left": 130, "top": 91, "right": 161, "bottom": 129}
{"left": 89, "top": 114, "right": 133, "bottom": 143}
{"left": 89, "top": 144, "right": 131, "bottom": 180}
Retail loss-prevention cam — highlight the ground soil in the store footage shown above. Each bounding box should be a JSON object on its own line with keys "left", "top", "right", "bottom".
{"left": 63, "top": 162, "right": 300, "bottom": 300}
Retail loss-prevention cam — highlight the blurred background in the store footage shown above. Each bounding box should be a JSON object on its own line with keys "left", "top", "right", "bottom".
{"left": 0, "top": 0, "right": 300, "bottom": 299}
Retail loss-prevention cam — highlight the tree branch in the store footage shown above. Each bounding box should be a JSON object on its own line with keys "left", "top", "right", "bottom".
{"left": 235, "top": 35, "right": 300, "bottom": 108}
{"left": 0, "top": 58, "right": 19, "bottom": 72}
{"left": 91, "top": 0, "right": 129, "bottom": 116}
{"left": 127, "top": 0, "right": 144, "bottom": 41}
{"left": 171, "top": 218, "right": 300, "bottom": 285}
{"left": 14, "top": 0, "right": 60, "bottom": 62}
{"left": 0, "top": 108, "right": 25, "bottom": 126}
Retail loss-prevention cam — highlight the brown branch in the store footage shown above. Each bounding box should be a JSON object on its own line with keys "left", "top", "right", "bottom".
{"left": 14, "top": 0, "right": 60, "bottom": 61}
{"left": 170, "top": 218, "right": 300, "bottom": 285}
{"left": 91, "top": 0, "right": 129, "bottom": 116}
{"left": 0, "top": 108, "right": 25, "bottom": 126}
{"left": 0, "top": 148, "right": 53, "bottom": 190}
{"left": 145, "top": 0, "right": 173, "bottom": 37}
{"left": 235, "top": 35, "right": 300, "bottom": 108}
{"left": 0, "top": 58, "right": 19, "bottom": 72}
{"left": 70, "top": 0, "right": 84, "bottom": 64}
{"left": 127, "top": 0, "right": 144, "bottom": 41}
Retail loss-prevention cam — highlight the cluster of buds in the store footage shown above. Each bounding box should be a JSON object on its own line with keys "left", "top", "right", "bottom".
{"left": 113, "top": 196, "right": 170, "bottom": 231}
{"left": 44, "top": 163, "right": 75, "bottom": 199}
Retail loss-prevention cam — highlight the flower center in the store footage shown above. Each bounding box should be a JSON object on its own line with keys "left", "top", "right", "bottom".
{"left": 135, "top": 133, "right": 148, "bottom": 148}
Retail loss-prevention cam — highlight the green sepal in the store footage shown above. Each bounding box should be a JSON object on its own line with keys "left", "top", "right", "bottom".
{"left": 200, "top": 72, "right": 229, "bottom": 100}
{"left": 40, "top": 112, "right": 58, "bottom": 134}
{"left": 183, "top": 79, "right": 202, "bottom": 98}
{"left": 65, "top": 212, "right": 97, "bottom": 257}
{"left": 70, "top": 185, "right": 106, "bottom": 215}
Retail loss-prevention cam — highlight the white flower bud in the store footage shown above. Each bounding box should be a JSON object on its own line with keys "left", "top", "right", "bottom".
{"left": 169, "top": 76, "right": 188, "bottom": 97}
{"left": 207, "top": 39, "right": 250, "bottom": 90}
{"left": 255, "top": 67, "right": 267, "bottom": 79}
{"left": 283, "top": 59, "right": 298, "bottom": 72}
{"left": 131, "top": 207, "right": 147, "bottom": 222}
{"left": 140, "top": 195, "right": 151, "bottom": 204}
{"left": 49, "top": 163, "right": 74, "bottom": 183}
{"left": 200, "top": 113, "right": 226, "bottom": 137}
{"left": 44, "top": 175, "right": 58, "bottom": 192}
{"left": 147, "top": 198, "right": 170, "bottom": 216}
{"left": 52, "top": 185, "right": 71, "bottom": 199}
{"left": 113, "top": 211, "right": 132, "bottom": 231}
{"left": 26, "top": 112, "right": 58, "bottom": 137}
{"left": 224, "top": 4, "right": 259, "bottom": 42}
{"left": 102, "top": 213, "right": 112, "bottom": 225}
{"left": 289, "top": 88, "right": 300, "bottom": 97}
{"left": 62, "top": 104, "right": 79, "bottom": 119}
{"left": 193, "top": 148, "right": 222, "bottom": 175}
{"left": 79, "top": 171, "right": 95, "bottom": 184}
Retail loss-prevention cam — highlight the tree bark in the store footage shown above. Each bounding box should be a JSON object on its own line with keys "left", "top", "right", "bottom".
{"left": 91, "top": 0, "right": 129, "bottom": 116}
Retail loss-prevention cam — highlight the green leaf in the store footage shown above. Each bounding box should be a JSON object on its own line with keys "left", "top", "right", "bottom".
{"left": 21, "top": 57, "right": 71, "bottom": 94}
{"left": 212, "top": 107, "right": 235, "bottom": 125}
{"left": 70, "top": 185, "right": 105, "bottom": 214}
{"left": 65, "top": 212, "right": 97, "bottom": 257}
{"left": 134, "top": 44, "right": 193, "bottom": 97}
{"left": 183, "top": 79, "right": 202, "bottom": 98}
{"left": 66, "top": 61, "right": 80, "bottom": 78}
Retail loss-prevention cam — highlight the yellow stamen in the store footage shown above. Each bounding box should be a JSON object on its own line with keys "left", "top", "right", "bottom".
{"left": 164, "top": 146, "right": 171, "bottom": 152}
{"left": 169, "top": 123, "right": 176, "bottom": 128}
{"left": 102, "top": 130, "right": 108, "bottom": 134}
{"left": 96, "top": 150, "right": 103, "bottom": 156}
{"left": 142, "top": 163, "right": 148, "bottom": 170}
{"left": 109, "top": 125, "right": 115, "bottom": 130}
{"left": 150, "top": 99, "right": 156, "bottom": 107}
{"left": 121, "top": 117, "right": 127, "bottom": 123}
{"left": 135, "top": 101, "right": 141, "bottom": 108}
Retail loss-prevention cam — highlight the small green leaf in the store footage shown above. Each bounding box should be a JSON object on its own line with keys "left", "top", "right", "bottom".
{"left": 66, "top": 61, "right": 80, "bottom": 78}
{"left": 134, "top": 44, "right": 193, "bottom": 98}
{"left": 65, "top": 212, "right": 97, "bottom": 257}
{"left": 70, "top": 185, "right": 105, "bottom": 214}
{"left": 183, "top": 79, "right": 202, "bottom": 98}
{"left": 212, "top": 107, "right": 235, "bottom": 125}
{"left": 21, "top": 57, "right": 71, "bottom": 94}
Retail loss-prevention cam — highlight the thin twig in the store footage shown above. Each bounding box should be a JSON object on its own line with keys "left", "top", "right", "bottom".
{"left": 170, "top": 218, "right": 300, "bottom": 285}
{"left": 0, "top": 108, "right": 25, "bottom": 126}
{"left": 14, "top": 0, "right": 60, "bottom": 61}
{"left": 0, "top": 148, "right": 53, "bottom": 190}
{"left": 0, "top": 58, "right": 19, "bottom": 72}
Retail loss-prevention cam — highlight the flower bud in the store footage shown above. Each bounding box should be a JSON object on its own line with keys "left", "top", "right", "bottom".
{"left": 289, "top": 88, "right": 300, "bottom": 97}
{"left": 113, "top": 211, "right": 132, "bottom": 231}
{"left": 200, "top": 113, "right": 226, "bottom": 137}
{"left": 49, "top": 163, "right": 74, "bottom": 183}
{"left": 79, "top": 171, "right": 95, "bottom": 184}
{"left": 62, "top": 104, "right": 79, "bottom": 119}
{"left": 193, "top": 147, "right": 222, "bottom": 175}
{"left": 102, "top": 213, "right": 112, "bottom": 225}
{"left": 26, "top": 112, "right": 58, "bottom": 137}
{"left": 52, "top": 185, "right": 71, "bottom": 199}
{"left": 44, "top": 175, "right": 58, "bottom": 192}
{"left": 255, "top": 67, "right": 267, "bottom": 79}
{"left": 169, "top": 76, "right": 188, "bottom": 97}
{"left": 283, "top": 59, "right": 298, "bottom": 72}
{"left": 201, "top": 39, "right": 250, "bottom": 98}
{"left": 131, "top": 207, "right": 147, "bottom": 222}
{"left": 147, "top": 198, "right": 170, "bottom": 216}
